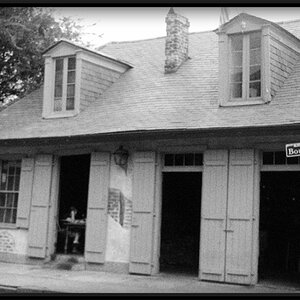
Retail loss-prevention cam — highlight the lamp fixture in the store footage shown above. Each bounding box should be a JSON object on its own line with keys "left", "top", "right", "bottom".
{"left": 113, "top": 145, "right": 129, "bottom": 170}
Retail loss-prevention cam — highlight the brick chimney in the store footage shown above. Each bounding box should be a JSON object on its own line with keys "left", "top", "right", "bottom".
{"left": 165, "top": 8, "right": 190, "bottom": 73}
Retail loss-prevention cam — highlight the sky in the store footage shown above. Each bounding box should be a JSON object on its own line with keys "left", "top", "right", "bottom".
{"left": 53, "top": 7, "right": 300, "bottom": 49}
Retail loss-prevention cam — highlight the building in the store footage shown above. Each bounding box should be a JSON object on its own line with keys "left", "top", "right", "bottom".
{"left": 0, "top": 9, "right": 300, "bottom": 286}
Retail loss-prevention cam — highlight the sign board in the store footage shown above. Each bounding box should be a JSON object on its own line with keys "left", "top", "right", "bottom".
{"left": 286, "top": 143, "right": 300, "bottom": 157}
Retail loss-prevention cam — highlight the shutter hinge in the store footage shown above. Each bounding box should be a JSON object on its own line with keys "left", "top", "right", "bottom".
{"left": 153, "top": 214, "right": 156, "bottom": 217}
{"left": 252, "top": 216, "right": 255, "bottom": 221}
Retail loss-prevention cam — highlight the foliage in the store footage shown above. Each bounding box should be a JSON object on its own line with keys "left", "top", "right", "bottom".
{"left": 0, "top": 7, "right": 84, "bottom": 103}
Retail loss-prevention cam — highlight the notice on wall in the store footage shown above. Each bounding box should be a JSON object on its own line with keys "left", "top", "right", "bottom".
{"left": 286, "top": 143, "right": 300, "bottom": 157}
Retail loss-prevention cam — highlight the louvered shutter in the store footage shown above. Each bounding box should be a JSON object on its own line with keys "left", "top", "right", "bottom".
{"left": 85, "top": 152, "right": 110, "bottom": 263}
{"left": 27, "top": 155, "right": 53, "bottom": 258}
{"left": 129, "top": 152, "right": 156, "bottom": 275}
{"left": 16, "top": 158, "right": 35, "bottom": 228}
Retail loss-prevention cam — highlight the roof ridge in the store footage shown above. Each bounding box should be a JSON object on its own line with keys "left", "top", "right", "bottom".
{"left": 99, "top": 29, "right": 216, "bottom": 48}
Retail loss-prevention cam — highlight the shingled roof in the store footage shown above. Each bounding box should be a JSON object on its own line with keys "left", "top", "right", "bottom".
{"left": 1, "top": 17, "right": 300, "bottom": 141}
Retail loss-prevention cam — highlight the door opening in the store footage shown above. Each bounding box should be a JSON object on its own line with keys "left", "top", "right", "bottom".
{"left": 56, "top": 154, "right": 90, "bottom": 255}
{"left": 160, "top": 172, "right": 202, "bottom": 275}
{"left": 259, "top": 171, "right": 300, "bottom": 287}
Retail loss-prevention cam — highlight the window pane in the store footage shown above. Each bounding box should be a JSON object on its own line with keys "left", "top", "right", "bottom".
{"left": 68, "top": 57, "right": 76, "bottom": 70}
{"left": 287, "top": 156, "right": 299, "bottom": 165}
{"left": 249, "top": 81, "right": 261, "bottom": 98}
{"left": 250, "top": 49, "right": 261, "bottom": 65}
{"left": 12, "top": 209, "right": 17, "bottom": 224}
{"left": 275, "top": 152, "right": 286, "bottom": 164}
{"left": 164, "top": 154, "right": 174, "bottom": 166}
{"left": 66, "top": 98, "right": 75, "bottom": 110}
{"left": 67, "top": 85, "right": 75, "bottom": 97}
{"left": 67, "top": 71, "right": 76, "bottom": 84}
{"left": 6, "top": 194, "right": 14, "bottom": 207}
{"left": 231, "top": 83, "right": 242, "bottom": 98}
{"left": 7, "top": 176, "right": 14, "bottom": 190}
{"left": 14, "top": 194, "right": 18, "bottom": 208}
{"left": 250, "top": 66, "right": 261, "bottom": 81}
{"left": 262, "top": 152, "right": 274, "bottom": 164}
{"left": 0, "top": 193, "right": 5, "bottom": 207}
{"left": 174, "top": 154, "right": 184, "bottom": 166}
{"left": 55, "top": 71, "right": 63, "bottom": 84}
{"left": 55, "top": 59, "right": 63, "bottom": 71}
{"left": 4, "top": 209, "right": 12, "bottom": 223}
{"left": 231, "top": 35, "right": 243, "bottom": 51}
{"left": 14, "top": 175, "right": 20, "bottom": 191}
{"left": 0, "top": 208, "right": 4, "bottom": 223}
{"left": 250, "top": 32, "right": 261, "bottom": 49}
{"left": 54, "top": 85, "right": 62, "bottom": 98}
{"left": 54, "top": 99, "right": 62, "bottom": 112}
{"left": 231, "top": 68, "right": 243, "bottom": 82}
{"left": 1, "top": 172, "right": 7, "bottom": 190}
{"left": 232, "top": 52, "right": 243, "bottom": 67}
{"left": 184, "top": 154, "right": 194, "bottom": 166}
{"left": 195, "top": 154, "right": 203, "bottom": 166}
{"left": 8, "top": 166, "right": 14, "bottom": 175}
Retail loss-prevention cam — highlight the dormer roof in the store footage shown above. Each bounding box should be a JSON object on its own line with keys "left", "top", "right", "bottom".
{"left": 42, "top": 39, "right": 134, "bottom": 69}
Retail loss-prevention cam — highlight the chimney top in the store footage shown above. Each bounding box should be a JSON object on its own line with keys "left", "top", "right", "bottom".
{"left": 164, "top": 8, "right": 190, "bottom": 74}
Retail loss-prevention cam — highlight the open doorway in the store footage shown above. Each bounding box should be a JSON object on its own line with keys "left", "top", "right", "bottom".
{"left": 259, "top": 172, "right": 300, "bottom": 287}
{"left": 160, "top": 172, "right": 202, "bottom": 275}
{"left": 56, "top": 154, "right": 90, "bottom": 255}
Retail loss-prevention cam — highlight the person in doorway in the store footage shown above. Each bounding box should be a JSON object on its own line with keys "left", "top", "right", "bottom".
{"left": 66, "top": 206, "right": 81, "bottom": 254}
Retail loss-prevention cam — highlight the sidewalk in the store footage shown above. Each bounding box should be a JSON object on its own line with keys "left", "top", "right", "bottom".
{"left": 0, "top": 261, "right": 299, "bottom": 294}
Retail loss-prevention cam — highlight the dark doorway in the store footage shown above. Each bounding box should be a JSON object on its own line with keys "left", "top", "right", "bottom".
{"left": 56, "top": 154, "right": 90, "bottom": 255}
{"left": 259, "top": 172, "right": 300, "bottom": 287}
{"left": 160, "top": 172, "right": 202, "bottom": 275}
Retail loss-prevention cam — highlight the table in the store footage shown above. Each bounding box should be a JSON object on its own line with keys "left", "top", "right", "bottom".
{"left": 61, "top": 220, "right": 86, "bottom": 254}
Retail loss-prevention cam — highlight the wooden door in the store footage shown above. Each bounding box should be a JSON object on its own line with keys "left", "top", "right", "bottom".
{"left": 85, "top": 152, "right": 110, "bottom": 263}
{"left": 199, "top": 150, "right": 228, "bottom": 282}
{"left": 129, "top": 152, "right": 156, "bottom": 275}
{"left": 27, "top": 155, "right": 53, "bottom": 258}
{"left": 225, "top": 149, "right": 256, "bottom": 285}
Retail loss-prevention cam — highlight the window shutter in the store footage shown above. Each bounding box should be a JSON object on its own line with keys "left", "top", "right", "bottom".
{"left": 199, "top": 150, "right": 228, "bottom": 282}
{"left": 85, "top": 152, "right": 110, "bottom": 263}
{"left": 129, "top": 152, "right": 156, "bottom": 275}
{"left": 27, "top": 155, "right": 53, "bottom": 258}
{"left": 16, "top": 158, "right": 35, "bottom": 229}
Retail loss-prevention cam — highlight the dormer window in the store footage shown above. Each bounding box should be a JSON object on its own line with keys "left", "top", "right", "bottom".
{"left": 230, "top": 31, "right": 261, "bottom": 100}
{"left": 54, "top": 56, "right": 76, "bottom": 112}
{"left": 42, "top": 40, "right": 132, "bottom": 119}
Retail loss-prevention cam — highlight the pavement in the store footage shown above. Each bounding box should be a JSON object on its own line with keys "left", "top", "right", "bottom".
{"left": 0, "top": 261, "right": 299, "bottom": 294}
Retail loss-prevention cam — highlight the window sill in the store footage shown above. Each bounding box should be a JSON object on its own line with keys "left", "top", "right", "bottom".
{"left": 0, "top": 223, "right": 17, "bottom": 230}
{"left": 43, "top": 110, "right": 79, "bottom": 119}
{"left": 220, "top": 98, "right": 268, "bottom": 107}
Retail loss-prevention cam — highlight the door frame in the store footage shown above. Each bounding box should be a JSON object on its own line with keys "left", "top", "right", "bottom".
{"left": 152, "top": 150, "right": 204, "bottom": 275}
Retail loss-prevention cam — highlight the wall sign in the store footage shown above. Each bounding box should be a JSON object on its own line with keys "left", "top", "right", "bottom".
{"left": 286, "top": 143, "right": 300, "bottom": 157}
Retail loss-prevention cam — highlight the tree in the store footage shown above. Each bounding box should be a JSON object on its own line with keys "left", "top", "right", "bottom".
{"left": 0, "top": 7, "right": 85, "bottom": 104}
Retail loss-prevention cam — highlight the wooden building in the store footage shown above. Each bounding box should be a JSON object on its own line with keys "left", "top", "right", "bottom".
{"left": 0, "top": 9, "right": 300, "bottom": 286}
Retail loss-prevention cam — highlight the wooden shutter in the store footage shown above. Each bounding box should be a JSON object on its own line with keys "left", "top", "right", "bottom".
{"left": 85, "top": 152, "right": 110, "bottom": 263}
{"left": 199, "top": 150, "right": 228, "bottom": 282}
{"left": 27, "top": 155, "right": 53, "bottom": 258}
{"left": 16, "top": 158, "right": 35, "bottom": 228}
{"left": 129, "top": 152, "right": 156, "bottom": 275}
{"left": 225, "top": 149, "right": 255, "bottom": 285}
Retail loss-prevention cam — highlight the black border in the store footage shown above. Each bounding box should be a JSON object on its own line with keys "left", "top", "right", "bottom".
{"left": 1, "top": 0, "right": 300, "bottom": 299}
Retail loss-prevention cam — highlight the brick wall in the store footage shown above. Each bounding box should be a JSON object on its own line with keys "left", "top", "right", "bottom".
{"left": 165, "top": 8, "right": 190, "bottom": 73}
{"left": 269, "top": 35, "right": 300, "bottom": 98}
{"left": 80, "top": 60, "right": 121, "bottom": 111}
{"left": 108, "top": 188, "right": 132, "bottom": 229}
{"left": 0, "top": 231, "right": 15, "bottom": 253}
